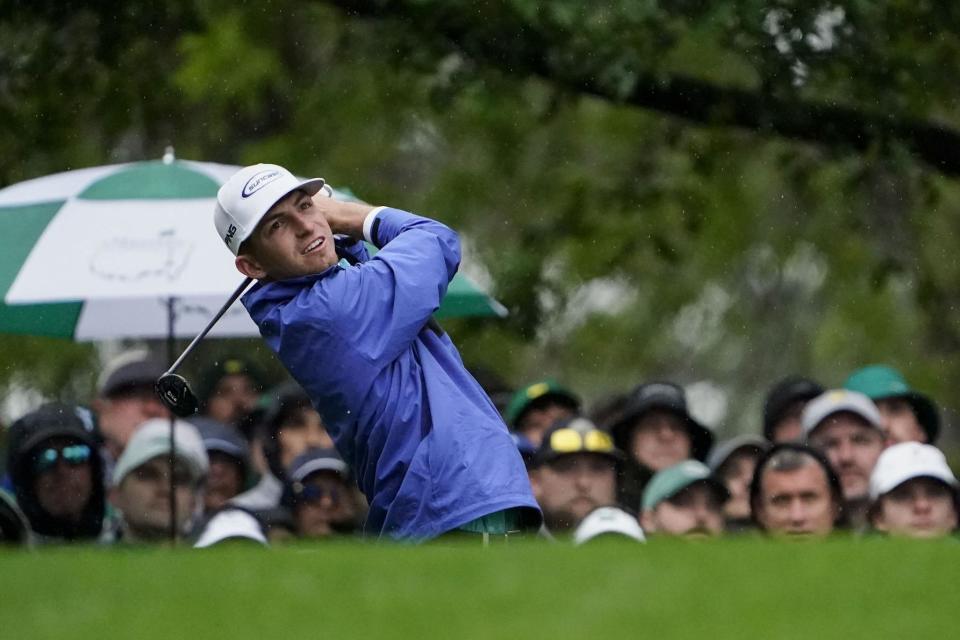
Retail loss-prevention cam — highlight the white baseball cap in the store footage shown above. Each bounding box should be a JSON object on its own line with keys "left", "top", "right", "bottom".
{"left": 869, "top": 441, "right": 958, "bottom": 500}
{"left": 194, "top": 508, "right": 268, "bottom": 548}
{"left": 112, "top": 418, "right": 209, "bottom": 487}
{"left": 802, "top": 389, "right": 883, "bottom": 437}
{"left": 213, "top": 163, "right": 328, "bottom": 255}
{"left": 572, "top": 506, "right": 646, "bottom": 545}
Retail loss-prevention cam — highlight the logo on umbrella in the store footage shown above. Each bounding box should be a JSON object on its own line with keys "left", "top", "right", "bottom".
{"left": 90, "top": 229, "right": 193, "bottom": 283}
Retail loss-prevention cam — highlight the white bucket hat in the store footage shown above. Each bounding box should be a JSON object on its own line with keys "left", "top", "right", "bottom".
{"left": 213, "top": 163, "right": 329, "bottom": 255}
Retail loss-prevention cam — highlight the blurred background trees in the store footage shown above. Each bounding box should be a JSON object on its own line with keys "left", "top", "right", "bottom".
{"left": 2, "top": 0, "right": 960, "bottom": 438}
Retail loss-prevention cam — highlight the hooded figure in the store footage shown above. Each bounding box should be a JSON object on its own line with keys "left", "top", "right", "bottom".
{"left": 6, "top": 403, "right": 106, "bottom": 542}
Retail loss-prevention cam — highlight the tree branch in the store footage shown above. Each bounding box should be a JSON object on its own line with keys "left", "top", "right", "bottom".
{"left": 323, "top": 0, "right": 960, "bottom": 177}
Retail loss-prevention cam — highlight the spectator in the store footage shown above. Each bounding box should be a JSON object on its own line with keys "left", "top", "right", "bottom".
{"left": 281, "top": 448, "right": 363, "bottom": 539}
{"left": 196, "top": 357, "right": 264, "bottom": 427}
{"left": 803, "top": 389, "right": 886, "bottom": 530}
{"left": 504, "top": 379, "right": 580, "bottom": 449}
{"left": 868, "top": 442, "right": 958, "bottom": 539}
{"left": 750, "top": 443, "right": 843, "bottom": 538}
{"left": 608, "top": 382, "right": 714, "bottom": 509}
{"left": 191, "top": 417, "right": 251, "bottom": 514}
{"left": 93, "top": 351, "right": 169, "bottom": 461}
{"left": 573, "top": 506, "right": 646, "bottom": 545}
{"left": 762, "top": 376, "right": 824, "bottom": 443}
{"left": 707, "top": 435, "right": 769, "bottom": 532}
{"left": 530, "top": 417, "right": 622, "bottom": 535}
{"left": 640, "top": 460, "right": 728, "bottom": 538}
{"left": 108, "top": 418, "right": 208, "bottom": 544}
{"left": 844, "top": 365, "right": 940, "bottom": 445}
{"left": 230, "top": 389, "right": 335, "bottom": 512}
{"left": 6, "top": 403, "right": 105, "bottom": 543}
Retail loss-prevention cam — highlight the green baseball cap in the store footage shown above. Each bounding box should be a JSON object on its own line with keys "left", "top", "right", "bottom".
{"left": 504, "top": 379, "right": 580, "bottom": 428}
{"left": 641, "top": 460, "right": 729, "bottom": 512}
{"left": 843, "top": 365, "right": 940, "bottom": 443}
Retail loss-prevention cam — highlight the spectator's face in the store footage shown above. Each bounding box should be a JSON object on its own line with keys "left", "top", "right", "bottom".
{"left": 110, "top": 456, "right": 199, "bottom": 539}
{"left": 294, "top": 471, "right": 357, "bottom": 538}
{"left": 642, "top": 483, "right": 725, "bottom": 537}
{"left": 204, "top": 452, "right": 245, "bottom": 513}
{"left": 629, "top": 410, "right": 692, "bottom": 471}
{"left": 531, "top": 453, "right": 617, "bottom": 530}
{"left": 873, "top": 478, "right": 958, "bottom": 538}
{"left": 517, "top": 401, "right": 576, "bottom": 447}
{"left": 875, "top": 398, "right": 926, "bottom": 445}
{"left": 717, "top": 450, "right": 760, "bottom": 521}
{"left": 756, "top": 463, "right": 837, "bottom": 537}
{"left": 278, "top": 408, "right": 336, "bottom": 470}
{"left": 205, "top": 374, "right": 259, "bottom": 425}
{"left": 95, "top": 387, "right": 170, "bottom": 458}
{"left": 808, "top": 414, "right": 885, "bottom": 502}
{"left": 771, "top": 400, "right": 807, "bottom": 443}
{"left": 31, "top": 437, "right": 93, "bottom": 523}
{"left": 236, "top": 190, "right": 338, "bottom": 281}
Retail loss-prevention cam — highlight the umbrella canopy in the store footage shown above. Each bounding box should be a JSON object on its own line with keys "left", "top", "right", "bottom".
{"left": 0, "top": 157, "right": 506, "bottom": 340}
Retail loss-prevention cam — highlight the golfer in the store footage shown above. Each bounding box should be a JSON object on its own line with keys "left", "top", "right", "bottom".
{"left": 214, "top": 164, "right": 541, "bottom": 540}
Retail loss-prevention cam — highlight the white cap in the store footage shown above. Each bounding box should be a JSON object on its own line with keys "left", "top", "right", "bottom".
{"left": 572, "top": 506, "right": 646, "bottom": 546}
{"left": 194, "top": 508, "right": 268, "bottom": 548}
{"left": 214, "top": 163, "right": 328, "bottom": 255}
{"left": 802, "top": 389, "right": 883, "bottom": 437}
{"left": 112, "top": 418, "right": 209, "bottom": 487}
{"left": 869, "top": 442, "right": 958, "bottom": 500}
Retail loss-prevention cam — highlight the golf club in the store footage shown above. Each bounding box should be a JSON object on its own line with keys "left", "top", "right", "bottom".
{"left": 156, "top": 276, "right": 254, "bottom": 417}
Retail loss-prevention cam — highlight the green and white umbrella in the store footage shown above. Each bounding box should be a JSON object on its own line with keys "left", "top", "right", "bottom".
{"left": 0, "top": 156, "right": 506, "bottom": 340}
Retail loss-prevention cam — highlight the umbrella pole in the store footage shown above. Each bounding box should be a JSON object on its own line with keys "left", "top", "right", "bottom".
{"left": 166, "top": 297, "right": 178, "bottom": 545}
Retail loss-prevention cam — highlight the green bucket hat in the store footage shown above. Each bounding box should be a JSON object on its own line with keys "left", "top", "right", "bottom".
{"left": 504, "top": 379, "right": 580, "bottom": 428}
{"left": 843, "top": 365, "right": 940, "bottom": 443}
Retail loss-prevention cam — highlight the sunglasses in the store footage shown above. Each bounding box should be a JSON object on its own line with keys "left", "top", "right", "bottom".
{"left": 548, "top": 427, "right": 615, "bottom": 455}
{"left": 33, "top": 444, "right": 92, "bottom": 474}
{"left": 294, "top": 482, "right": 342, "bottom": 506}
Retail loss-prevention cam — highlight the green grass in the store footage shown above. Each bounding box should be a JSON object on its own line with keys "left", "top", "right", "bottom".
{"left": 1, "top": 537, "right": 956, "bottom": 639}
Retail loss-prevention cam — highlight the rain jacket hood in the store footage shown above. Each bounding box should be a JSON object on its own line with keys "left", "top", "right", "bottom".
{"left": 6, "top": 403, "right": 106, "bottom": 540}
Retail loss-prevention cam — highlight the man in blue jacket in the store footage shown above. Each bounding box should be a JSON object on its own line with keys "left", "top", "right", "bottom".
{"left": 214, "top": 164, "right": 541, "bottom": 540}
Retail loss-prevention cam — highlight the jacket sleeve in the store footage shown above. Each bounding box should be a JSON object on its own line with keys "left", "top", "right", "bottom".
{"left": 318, "top": 208, "right": 461, "bottom": 367}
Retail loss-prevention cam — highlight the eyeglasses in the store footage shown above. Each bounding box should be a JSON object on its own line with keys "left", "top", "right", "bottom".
{"left": 33, "top": 444, "right": 92, "bottom": 474}
{"left": 294, "top": 482, "right": 342, "bottom": 506}
{"left": 549, "top": 427, "right": 614, "bottom": 454}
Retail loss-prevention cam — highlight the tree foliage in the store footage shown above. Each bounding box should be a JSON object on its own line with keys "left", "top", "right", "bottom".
{"left": 2, "top": 1, "right": 960, "bottom": 437}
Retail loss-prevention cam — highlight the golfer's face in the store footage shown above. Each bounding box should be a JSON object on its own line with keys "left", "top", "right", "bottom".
{"left": 247, "top": 190, "right": 338, "bottom": 280}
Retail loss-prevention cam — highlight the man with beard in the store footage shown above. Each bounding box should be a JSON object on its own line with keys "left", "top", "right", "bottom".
{"left": 529, "top": 417, "right": 622, "bottom": 535}
{"left": 803, "top": 390, "right": 886, "bottom": 531}
{"left": 640, "top": 460, "right": 728, "bottom": 538}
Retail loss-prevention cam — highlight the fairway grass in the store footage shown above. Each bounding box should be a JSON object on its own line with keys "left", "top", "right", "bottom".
{"left": 1, "top": 537, "right": 956, "bottom": 639}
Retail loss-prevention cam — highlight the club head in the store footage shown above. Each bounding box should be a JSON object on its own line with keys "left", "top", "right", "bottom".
{"left": 155, "top": 373, "right": 200, "bottom": 418}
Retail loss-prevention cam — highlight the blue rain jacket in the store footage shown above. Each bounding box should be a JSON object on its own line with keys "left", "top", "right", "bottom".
{"left": 242, "top": 208, "right": 540, "bottom": 539}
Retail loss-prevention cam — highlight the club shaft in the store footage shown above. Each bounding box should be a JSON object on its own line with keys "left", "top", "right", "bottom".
{"left": 163, "top": 277, "right": 254, "bottom": 375}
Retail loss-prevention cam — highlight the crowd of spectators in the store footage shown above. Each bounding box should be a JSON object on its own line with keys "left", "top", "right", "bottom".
{"left": 0, "top": 352, "right": 956, "bottom": 547}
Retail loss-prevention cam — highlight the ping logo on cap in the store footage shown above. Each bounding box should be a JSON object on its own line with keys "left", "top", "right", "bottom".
{"left": 223, "top": 224, "right": 238, "bottom": 246}
{"left": 241, "top": 169, "right": 282, "bottom": 198}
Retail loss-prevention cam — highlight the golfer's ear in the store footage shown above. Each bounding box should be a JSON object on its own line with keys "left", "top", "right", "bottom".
{"left": 235, "top": 254, "right": 266, "bottom": 280}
